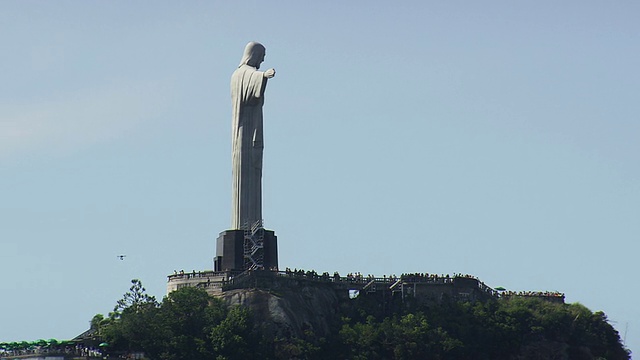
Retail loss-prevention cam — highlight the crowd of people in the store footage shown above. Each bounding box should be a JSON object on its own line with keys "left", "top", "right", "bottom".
{"left": 275, "top": 269, "right": 567, "bottom": 301}
{"left": 277, "top": 269, "right": 501, "bottom": 290}
{"left": 169, "top": 267, "right": 564, "bottom": 303}
{"left": 170, "top": 269, "right": 215, "bottom": 279}
{"left": 401, "top": 273, "right": 454, "bottom": 283}
{"left": 500, "top": 290, "right": 565, "bottom": 298}
{"left": 281, "top": 268, "right": 404, "bottom": 284}
{"left": 0, "top": 344, "right": 103, "bottom": 359}
{"left": 168, "top": 270, "right": 238, "bottom": 289}
{"left": 278, "top": 268, "right": 476, "bottom": 288}
{"left": 400, "top": 273, "right": 483, "bottom": 281}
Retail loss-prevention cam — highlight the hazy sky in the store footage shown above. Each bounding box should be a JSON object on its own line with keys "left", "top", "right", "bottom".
{"left": 1, "top": 1, "right": 638, "bottom": 354}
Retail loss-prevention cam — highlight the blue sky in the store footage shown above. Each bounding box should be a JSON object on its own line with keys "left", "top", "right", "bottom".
{"left": 1, "top": 1, "right": 638, "bottom": 353}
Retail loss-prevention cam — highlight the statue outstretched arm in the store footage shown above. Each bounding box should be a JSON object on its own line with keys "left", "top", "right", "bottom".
{"left": 263, "top": 68, "right": 276, "bottom": 78}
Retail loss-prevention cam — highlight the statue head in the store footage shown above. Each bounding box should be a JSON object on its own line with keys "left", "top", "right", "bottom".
{"left": 239, "top": 42, "right": 266, "bottom": 69}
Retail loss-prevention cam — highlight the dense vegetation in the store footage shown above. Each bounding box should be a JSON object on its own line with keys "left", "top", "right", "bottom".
{"left": 92, "top": 279, "right": 630, "bottom": 360}
{"left": 338, "top": 294, "right": 630, "bottom": 360}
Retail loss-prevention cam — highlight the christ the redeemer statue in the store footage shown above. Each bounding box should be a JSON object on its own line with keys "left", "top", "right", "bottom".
{"left": 230, "top": 42, "right": 276, "bottom": 229}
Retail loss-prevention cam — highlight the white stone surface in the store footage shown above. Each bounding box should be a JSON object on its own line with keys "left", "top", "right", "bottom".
{"left": 166, "top": 271, "right": 227, "bottom": 296}
{"left": 230, "top": 42, "right": 275, "bottom": 229}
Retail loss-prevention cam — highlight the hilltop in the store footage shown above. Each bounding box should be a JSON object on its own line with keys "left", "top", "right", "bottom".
{"left": 81, "top": 274, "right": 630, "bottom": 360}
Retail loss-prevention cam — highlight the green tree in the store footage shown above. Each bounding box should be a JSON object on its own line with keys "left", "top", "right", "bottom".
{"left": 156, "top": 286, "right": 226, "bottom": 360}
{"left": 113, "top": 279, "right": 158, "bottom": 314}
{"left": 92, "top": 279, "right": 630, "bottom": 360}
{"left": 210, "top": 306, "right": 262, "bottom": 360}
{"left": 90, "top": 313, "right": 112, "bottom": 339}
{"left": 103, "top": 279, "right": 161, "bottom": 355}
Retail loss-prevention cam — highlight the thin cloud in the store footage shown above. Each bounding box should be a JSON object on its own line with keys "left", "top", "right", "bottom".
{"left": 0, "top": 80, "right": 170, "bottom": 160}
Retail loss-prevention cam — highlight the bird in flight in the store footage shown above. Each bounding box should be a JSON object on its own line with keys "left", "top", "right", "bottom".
{"left": 117, "top": 255, "right": 127, "bottom": 260}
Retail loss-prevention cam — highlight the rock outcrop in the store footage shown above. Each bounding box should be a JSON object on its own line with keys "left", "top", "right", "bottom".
{"left": 220, "top": 281, "right": 343, "bottom": 339}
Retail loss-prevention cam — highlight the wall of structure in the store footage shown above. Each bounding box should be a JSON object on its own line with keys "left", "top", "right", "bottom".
{"left": 166, "top": 270, "right": 563, "bottom": 305}
{"left": 166, "top": 271, "right": 230, "bottom": 296}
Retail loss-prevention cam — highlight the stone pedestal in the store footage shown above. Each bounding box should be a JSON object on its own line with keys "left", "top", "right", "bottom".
{"left": 262, "top": 230, "right": 278, "bottom": 270}
{"left": 214, "top": 229, "right": 278, "bottom": 272}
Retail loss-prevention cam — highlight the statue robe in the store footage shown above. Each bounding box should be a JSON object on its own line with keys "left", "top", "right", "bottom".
{"left": 230, "top": 64, "right": 268, "bottom": 229}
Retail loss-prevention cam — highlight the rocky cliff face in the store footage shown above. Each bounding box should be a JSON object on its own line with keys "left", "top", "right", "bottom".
{"left": 220, "top": 282, "right": 344, "bottom": 339}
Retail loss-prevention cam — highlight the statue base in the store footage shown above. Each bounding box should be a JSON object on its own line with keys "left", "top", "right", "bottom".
{"left": 214, "top": 229, "right": 278, "bottom": 272}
